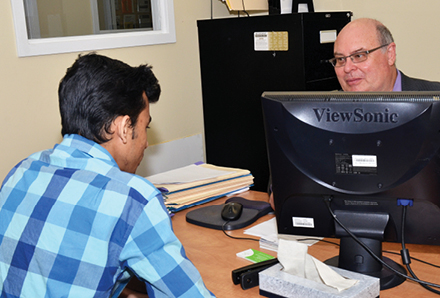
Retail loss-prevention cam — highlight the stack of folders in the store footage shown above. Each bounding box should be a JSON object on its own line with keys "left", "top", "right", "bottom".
{"left": 145, "top": 162, "right": 254, "bottom": 212}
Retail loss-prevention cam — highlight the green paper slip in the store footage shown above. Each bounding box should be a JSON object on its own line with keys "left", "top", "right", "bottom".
{"left": 236, "top": 249, "right": 275, "bottom": 263}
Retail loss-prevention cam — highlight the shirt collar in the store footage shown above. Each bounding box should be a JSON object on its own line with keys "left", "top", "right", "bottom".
{"left": 393, "top": 69, "right": 402, "bottom": 91}
{"left": 58, "top": 134, "right": 118, "bottom": 166}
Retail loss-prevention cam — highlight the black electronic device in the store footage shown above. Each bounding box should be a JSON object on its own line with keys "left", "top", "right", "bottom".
{"left": 261, "top": 91, "right": 440, "bottom": 290}
{"left": 221, "top": 202, "right": 243, "bottom": 221}
{"left": 232, "top": 258, "right": 279, "bottom": 290}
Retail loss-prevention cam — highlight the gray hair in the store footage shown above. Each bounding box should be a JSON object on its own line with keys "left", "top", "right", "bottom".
{"left": 376, "top": 22, "right": 394, "bottom": 47}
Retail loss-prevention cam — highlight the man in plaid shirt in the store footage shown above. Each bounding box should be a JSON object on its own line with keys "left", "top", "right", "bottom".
{"left": 0, "top": 53, "right": 215, "bottom": 298}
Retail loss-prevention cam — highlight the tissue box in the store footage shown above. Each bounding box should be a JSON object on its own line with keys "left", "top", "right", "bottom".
{"left": 259, "top": 263, "right": 380, "bottom": 298}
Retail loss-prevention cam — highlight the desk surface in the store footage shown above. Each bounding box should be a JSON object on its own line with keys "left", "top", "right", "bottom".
{"left": 172, "top": 191, "right": 440, "bottom": 297}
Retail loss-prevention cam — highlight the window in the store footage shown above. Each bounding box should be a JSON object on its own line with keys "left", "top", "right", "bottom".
{"left": 94, "top": 0, "right": 154, "bottom": 32}
{"left": 10, "top": 0, "right": 176, "bottom": 57}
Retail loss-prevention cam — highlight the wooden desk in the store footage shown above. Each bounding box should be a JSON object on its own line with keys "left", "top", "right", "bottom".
{"left": 172, "top": 191, "right": 440, "bottom": 297}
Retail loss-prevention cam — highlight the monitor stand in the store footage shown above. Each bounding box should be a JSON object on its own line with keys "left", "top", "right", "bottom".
{"left": 325, "top": 237, "right": 406, "bottom": 290}
{"left": 325, "top": 210, "right": 406, "bottom": 290}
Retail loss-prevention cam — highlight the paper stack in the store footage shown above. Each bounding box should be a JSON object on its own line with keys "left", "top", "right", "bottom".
{"left": 146, "top": 162, "right": 254, "bottom": 212}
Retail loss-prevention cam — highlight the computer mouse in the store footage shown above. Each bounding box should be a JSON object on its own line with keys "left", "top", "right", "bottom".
{"left": 221, "top": 202, "right": 243, "bottom": 221}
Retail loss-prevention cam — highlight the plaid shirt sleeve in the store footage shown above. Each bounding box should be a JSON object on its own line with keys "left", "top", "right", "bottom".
{"left": 118, "top": 193, "right": 215, "bottom": 298}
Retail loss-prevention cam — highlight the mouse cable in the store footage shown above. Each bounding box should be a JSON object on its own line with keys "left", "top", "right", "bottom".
{"left": 323, "top": 196, "right": 440, "bottom": 290}
{"left": 221, "top": 221, "right": 259, "bottom": 242}
{"left": 400, "top": 204, "right": 440, "bottom": 295}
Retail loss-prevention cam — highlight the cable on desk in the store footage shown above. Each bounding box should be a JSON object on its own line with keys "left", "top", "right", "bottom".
{"left": 300, "top": 237, "right": 440, "bottom": 269}
{"left": 323, "top": 196, "right": 440, "bottom": 290}
{"left": 298, "top": 232, "right": 440, "bottom": 277}
{"left": 299, "top": 237, "right": 440, "bottom": 269}
{"left": 221, "top": 220, "right": 259, "bottom": 242}
{"left": 400, "top": 204, "right": 440, "bottom": 295}
{"left": 384, "top": 250, "right": 440, "bottom": 269}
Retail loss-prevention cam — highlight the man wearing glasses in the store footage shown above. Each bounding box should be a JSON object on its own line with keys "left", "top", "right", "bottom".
{"left": 329, "top": 18, "right": 440, "bottom": 92}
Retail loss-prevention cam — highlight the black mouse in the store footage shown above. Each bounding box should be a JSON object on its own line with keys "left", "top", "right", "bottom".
{"left": 221, "top": 202, "right": 243, "bottom": 221}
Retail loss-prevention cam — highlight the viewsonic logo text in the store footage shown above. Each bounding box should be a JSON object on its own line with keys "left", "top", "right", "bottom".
{"left": 313, "top": 108, "right": 398, "bottom": 123}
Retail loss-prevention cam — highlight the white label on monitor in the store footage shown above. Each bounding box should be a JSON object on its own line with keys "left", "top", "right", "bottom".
{"left": 292, "top": 217, "right": 315, "bottom": 228}
{"left": 352, "top": 155, "right": 377, "bottom": 167}
{"left": 320, "top": 30, "right": 337, "bottom": 44}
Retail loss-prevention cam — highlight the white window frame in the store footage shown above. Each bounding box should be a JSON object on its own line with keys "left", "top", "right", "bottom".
{"left": 10, "top": 0, "right": 176, "bottom": 57}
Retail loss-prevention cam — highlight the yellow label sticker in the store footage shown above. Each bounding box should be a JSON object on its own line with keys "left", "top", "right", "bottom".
{"left": 254, "top": 32, "right": 288, "bottom": 51}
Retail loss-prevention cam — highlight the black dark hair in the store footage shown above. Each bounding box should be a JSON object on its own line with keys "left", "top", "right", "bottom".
{"left": 58, "top": 53, "right": 160, "bottom": 143}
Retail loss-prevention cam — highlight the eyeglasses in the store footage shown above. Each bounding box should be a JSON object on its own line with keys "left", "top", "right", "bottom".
{"left": 328, "top": 44, "right": 390, "bottom": 67}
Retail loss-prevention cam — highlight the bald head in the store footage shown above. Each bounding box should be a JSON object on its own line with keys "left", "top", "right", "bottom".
{"left": 333, "top": 18, "right": 397, "bottom": 91}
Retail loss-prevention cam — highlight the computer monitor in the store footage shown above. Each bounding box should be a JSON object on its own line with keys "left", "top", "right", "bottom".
{"left": 261, "top": 91, "right": 440, "bottom": 290}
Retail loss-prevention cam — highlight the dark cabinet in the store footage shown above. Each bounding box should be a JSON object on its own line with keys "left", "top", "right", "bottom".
{"left": 198, "top": 12, "right": 351, "bottom": 191}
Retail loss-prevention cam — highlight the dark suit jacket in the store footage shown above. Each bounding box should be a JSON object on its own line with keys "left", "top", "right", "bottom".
{"left": 401, "top": 71, "right": 440, "bottom": 91}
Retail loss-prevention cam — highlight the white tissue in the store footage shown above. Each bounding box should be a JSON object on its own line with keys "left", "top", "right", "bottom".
{"left": 277, "top": 238, "right": 358, "bottom": 292}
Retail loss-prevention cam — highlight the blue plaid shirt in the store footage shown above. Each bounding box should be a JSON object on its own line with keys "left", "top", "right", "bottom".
{"left": 0, "top": 134, "right": 215, "bottom": 298}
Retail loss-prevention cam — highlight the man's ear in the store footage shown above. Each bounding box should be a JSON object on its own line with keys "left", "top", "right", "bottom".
{"left": 387, "top": 42, "right": 397, "bottom": 66}
{"left": 114, "top": 115, "right": 132, "bottom": 144}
